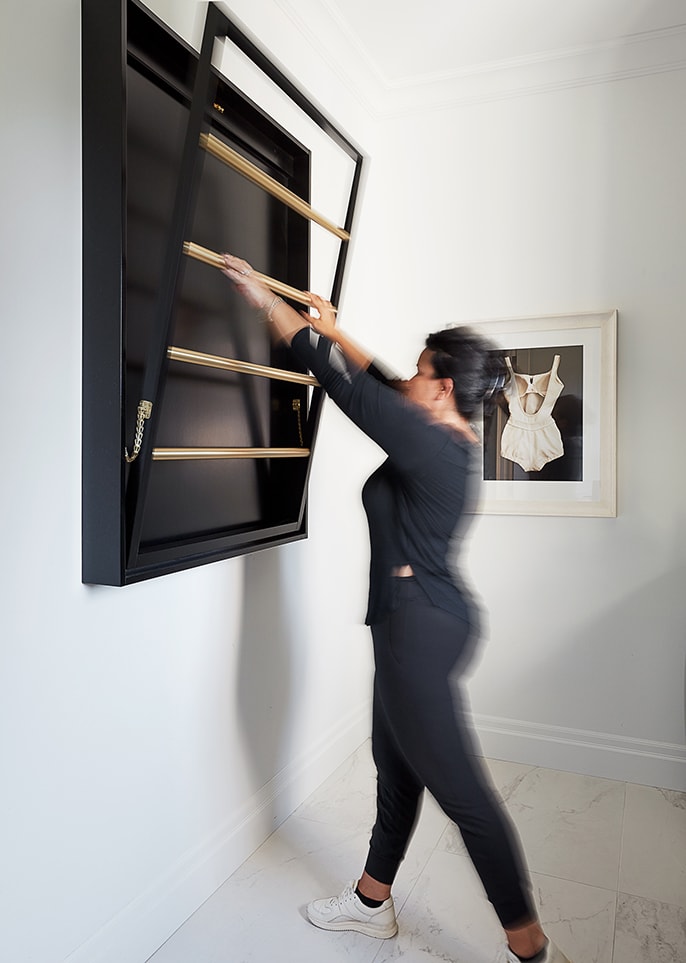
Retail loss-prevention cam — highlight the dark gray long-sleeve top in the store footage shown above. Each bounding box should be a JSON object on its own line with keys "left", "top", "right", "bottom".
{"left": 289, "top": 328, "right": 477, "bottom": 627}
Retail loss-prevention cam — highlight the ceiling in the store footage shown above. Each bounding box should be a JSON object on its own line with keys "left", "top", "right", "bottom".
{"left": 321, "top": 0, "right": 686, "bottom": 83}
{"left": 274, "top": 0, "right": 686, "bottom": 116}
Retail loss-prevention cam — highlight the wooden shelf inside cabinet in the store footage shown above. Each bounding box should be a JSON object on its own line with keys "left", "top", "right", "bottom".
{"left": 81, "top": 0, "right": 364, "bottom": 584}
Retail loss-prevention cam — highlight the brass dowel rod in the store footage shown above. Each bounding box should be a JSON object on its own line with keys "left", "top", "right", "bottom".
{"left": 183, "top": 241, "right": 336, "bottom": 312}
{"left": 153, "top": 447, "right": 310, "bottom": 461}
{"left": 168, "top": 346, "right": 318, "bottom": 386}
{"left": 200, "top": 132, "right": 350, "bottom": 241}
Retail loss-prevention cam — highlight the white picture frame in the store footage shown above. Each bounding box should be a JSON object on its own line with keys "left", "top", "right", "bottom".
{"left": 472, "top": 310, "right": 617, "bottom": 517}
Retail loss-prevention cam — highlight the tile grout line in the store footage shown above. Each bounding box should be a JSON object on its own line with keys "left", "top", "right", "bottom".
{"left": 609, "top": 780, "right": 628, "bottom": 963}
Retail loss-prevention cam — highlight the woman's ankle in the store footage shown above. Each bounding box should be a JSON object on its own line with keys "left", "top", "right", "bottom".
{"left": 356, "top": 871, "right": 392, "bottom": 902}
{"left": 504, "top": 921, "right": 547, "bottom": 958}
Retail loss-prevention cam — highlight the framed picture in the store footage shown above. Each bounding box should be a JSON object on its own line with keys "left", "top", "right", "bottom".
{"left": 473, "top": 310, "right": 617, "bottom": 517}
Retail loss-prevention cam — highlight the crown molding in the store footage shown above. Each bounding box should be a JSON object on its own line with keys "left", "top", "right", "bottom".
{"left": 275, "top": 3, "right": 686, "bottom": 118}
{"left": 269, "top": 0, "right": 382, "bottom": 120}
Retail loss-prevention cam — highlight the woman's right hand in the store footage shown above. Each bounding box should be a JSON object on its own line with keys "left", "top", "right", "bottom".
{"left": 303, "top": 292, "right": 338, "bottom": 341}
{"left": 221, "top": 253, "right": 272, "bottom": 310}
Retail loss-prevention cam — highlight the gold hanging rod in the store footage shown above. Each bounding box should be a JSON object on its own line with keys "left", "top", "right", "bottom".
{"left": 168, "top": 346, "right": 318, "bottom": 386}
{"left": 152, "top": 447, "right": 311, "bottom": 461}
{"left": 200, "top": 132, "right": 350, "bottom": 241}
{"left": 182, "top": 241, "right": 336, "bottom": 313}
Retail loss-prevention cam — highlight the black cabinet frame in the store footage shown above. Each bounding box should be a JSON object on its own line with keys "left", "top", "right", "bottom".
{"left": 82, "top": 0, "right": 363, "bottom": 585}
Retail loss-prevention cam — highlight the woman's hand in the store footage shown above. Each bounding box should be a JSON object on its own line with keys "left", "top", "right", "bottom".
{"left": 221, "top": 254, "right": 271, "bottom": 310}
{"left": 302, "top": 292, "right": 337, "bottom": 341}
{"left": 304, "top": 292, "right": 373, "bottom": 371}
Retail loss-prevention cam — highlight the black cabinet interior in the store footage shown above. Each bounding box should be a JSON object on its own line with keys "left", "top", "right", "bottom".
{"left": 82, "top": 0, "right": 363, "bottom": 584}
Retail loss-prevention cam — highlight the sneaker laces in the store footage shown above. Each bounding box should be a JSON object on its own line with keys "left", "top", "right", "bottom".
{"left": 324, "top": 881, "right": 357, "bottom": 911}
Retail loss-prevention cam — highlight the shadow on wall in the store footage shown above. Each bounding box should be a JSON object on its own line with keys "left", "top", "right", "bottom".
{"left": 235, "top": 548, "right": 305, "bottom": 806}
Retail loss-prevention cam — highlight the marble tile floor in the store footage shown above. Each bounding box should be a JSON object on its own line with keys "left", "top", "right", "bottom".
{"left": 148, "top": 742, "right": 686, "bottom": 963}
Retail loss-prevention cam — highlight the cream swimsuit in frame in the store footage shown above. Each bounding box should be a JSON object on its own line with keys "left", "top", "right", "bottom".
{"left": 500, "top": 355, "right": 564, "bottom": 472}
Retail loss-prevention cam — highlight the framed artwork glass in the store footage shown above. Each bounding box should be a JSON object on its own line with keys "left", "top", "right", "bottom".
{"left": 474, "top": 310, "right": 617, "bottom": 517}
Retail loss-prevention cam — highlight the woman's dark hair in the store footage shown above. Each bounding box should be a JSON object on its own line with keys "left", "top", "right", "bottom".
{"left": 425, "top": 326, "right": 508, "bottom": 419}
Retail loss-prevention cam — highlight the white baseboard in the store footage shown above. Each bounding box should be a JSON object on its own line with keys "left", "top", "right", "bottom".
{"left": 472, "top": 714, "right": 686, "bottom": 791}
{"left": 63, "top": 705, "right": 371, "bottom": 963}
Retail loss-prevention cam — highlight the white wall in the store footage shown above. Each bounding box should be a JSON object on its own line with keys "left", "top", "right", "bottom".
{"left": 1, "top": 2, "right": 380, "bottom": 962}
{"left": 1, "top": 2, "right": 684, "bottom": 962}
{"left": 367, "top": 67, "right": 686, "bottom": 787}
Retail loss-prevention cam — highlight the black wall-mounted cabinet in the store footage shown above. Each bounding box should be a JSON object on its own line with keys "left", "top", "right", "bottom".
{"left": 82, "top": 0, "right": 363, "bottom": 584}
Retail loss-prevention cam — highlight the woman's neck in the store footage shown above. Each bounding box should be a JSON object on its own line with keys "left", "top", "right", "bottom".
{"left": 435, "top": 409, "right": 479, "bottom": 445}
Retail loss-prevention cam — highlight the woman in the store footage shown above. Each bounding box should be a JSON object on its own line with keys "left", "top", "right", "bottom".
{"left": 221, "top": 254, "right": 571, "bottom": 963}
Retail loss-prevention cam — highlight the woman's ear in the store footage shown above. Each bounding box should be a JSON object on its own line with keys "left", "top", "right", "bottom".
{"left": 437, "top": 378, "right": 454, "bottom": 400}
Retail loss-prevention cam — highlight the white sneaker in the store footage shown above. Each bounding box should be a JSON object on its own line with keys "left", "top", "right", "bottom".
{"left": 306, "top": 880, "right": 398, "bottom": 939}
{"left": 505, "top": 939, "right": 572, "bottom": 962}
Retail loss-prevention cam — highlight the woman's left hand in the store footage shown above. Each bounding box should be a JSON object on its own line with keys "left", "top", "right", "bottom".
{"left": 302, "top": 292, "right": 337, "bottom": 340}
{"left": 221, "top": 254, "right": 271, "bottom": 310}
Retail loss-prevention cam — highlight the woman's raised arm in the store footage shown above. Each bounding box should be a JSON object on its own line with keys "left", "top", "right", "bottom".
{"left": 222, "top": 253, "right": 375, "bottom": 376}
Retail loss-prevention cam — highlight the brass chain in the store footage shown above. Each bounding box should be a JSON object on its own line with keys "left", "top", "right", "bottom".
{"left": 292, "top": 398, "right": 304, "bottom": 447}
{"left": 124, "top": 400, "right": 153, "bottom": 463}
